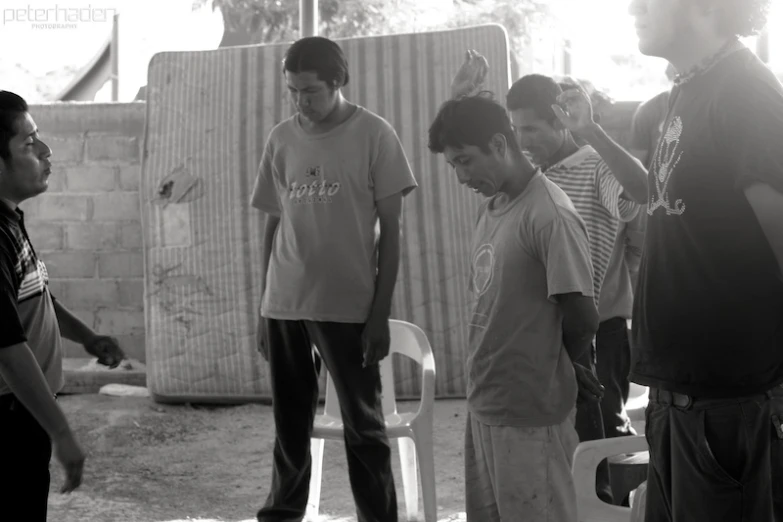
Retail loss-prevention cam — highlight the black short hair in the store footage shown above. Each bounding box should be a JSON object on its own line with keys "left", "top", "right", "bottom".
{"left": 283, "top": 36, "right": 350, "bottom": 88}
{"left": 428, "top": 91, "right": 520, "bottom": 157}
{"left": 699, "top": 0, "right": 771, "bottom": 37}
{"left": 506, "top": 74, "right": 562, "bottom": 124}
{"left": 0, "top": 91, "right": 28, "bottom": 161}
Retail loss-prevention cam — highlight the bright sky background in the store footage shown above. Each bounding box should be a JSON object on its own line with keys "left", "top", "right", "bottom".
{"left": 2, "top": 0, "right": 783, "bottom": 102}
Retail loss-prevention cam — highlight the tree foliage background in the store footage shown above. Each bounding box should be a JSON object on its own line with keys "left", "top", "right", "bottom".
{"left": 191, "top": 0, "right": 554, "bottom": 75}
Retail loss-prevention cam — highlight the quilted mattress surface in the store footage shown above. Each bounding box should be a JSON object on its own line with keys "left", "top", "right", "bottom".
{"left": 142, "top": 24, "right": 511, "bottom": 403}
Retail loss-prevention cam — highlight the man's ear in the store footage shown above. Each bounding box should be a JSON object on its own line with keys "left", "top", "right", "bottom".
{"left": 490, "top": 133, "right": 512, "bottom": 160}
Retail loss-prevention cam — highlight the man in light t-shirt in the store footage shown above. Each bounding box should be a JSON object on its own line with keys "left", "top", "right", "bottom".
{"left": 250, "top": 36, "right": 417, "bottom": 522}
{"left": 428, "top": 92, "right": 603, "bottom": 521}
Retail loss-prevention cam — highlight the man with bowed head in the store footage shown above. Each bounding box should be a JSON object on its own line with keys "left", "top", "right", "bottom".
{"left": 251, "top": 36, "right": 417, "bottom": 522}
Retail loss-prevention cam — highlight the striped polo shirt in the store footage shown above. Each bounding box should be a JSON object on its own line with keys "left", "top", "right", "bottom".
{"left": 0, "top": 199, "right": 63, "bottom": 396}
{"left": 544, "top": 146, "right": 639, "bottom": 305}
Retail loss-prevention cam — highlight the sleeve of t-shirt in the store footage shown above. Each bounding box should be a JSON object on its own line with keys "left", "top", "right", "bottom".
{"left": 0, "top": 242, "right": 27, "bottom": 349}
{"left": 715, "top": 72, "right": 783, "bottom": 194}
{"left": 249, "top": 134, "right": 281, "bottom": 216}
{"left": 629, "top": 98, "right": 655, "bottom": 152}
{"left": 595, "top": 160, "right": 640, "bottom": 222}
{"left": 532, "top": 213, "right": 595, "bottom": 303}
{"left": 370, "top": 121, "right": 418, "bottom": 201}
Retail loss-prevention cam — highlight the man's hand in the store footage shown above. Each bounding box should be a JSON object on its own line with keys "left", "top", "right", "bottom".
{"left": 256, "top": 310, "right": 269, "bottom": 362}
{"left": 574, "top": 362, "right": 605, "bottom": 403}
{"left": 361, "top": 315, "right": 391, "bottom": 367}
{"left": 83, "top": 335, "right": 125, "bottom": 368}
{"left": 450, "top": 49, "right": 489, "bottom": 99}
{"left": 53, "top": 430, "right": 86, "bottom": 493}
{"left": 552, "top": 88, "right": 597, "bottom": 135}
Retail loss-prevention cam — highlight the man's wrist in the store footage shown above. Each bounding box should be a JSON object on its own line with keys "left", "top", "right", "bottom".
{"left": 580, "top": 121, "right": 605, "bottom": 144}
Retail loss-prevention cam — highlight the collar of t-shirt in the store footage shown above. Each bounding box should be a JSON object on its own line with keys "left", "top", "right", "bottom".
{"left": 486, "top": 170, "right": 544, "bottom": 217}
{"left": 546, "top": 145, "right": 595, "bottom": 172}
{"left": 0, "top": 199, "right": 21, "bottom": 223}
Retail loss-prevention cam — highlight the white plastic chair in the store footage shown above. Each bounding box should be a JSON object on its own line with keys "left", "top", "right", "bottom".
{"left": 306, "top": 320, "right": 437, "bottom": 522}
{"left": 572, "top": 435, "right": 649, "bottom": 522}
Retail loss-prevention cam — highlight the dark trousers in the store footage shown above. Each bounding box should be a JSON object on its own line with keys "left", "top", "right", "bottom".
{"left": 645, "top": 387, "right": 778, "bottom": 522}
{"left": 257, "top": 319, "right": 397, "bottom": 522}
{"left": 771, "top": 384, "right": 783, "bottom": 522}
{"left": 595, "top": 318, "right": 636, "bottom": 438}
{"left": 0, "top": 394, "right": 53, "bottom": 522}
{"left": 574, "top": 346, "right": 614, "bottom": 505}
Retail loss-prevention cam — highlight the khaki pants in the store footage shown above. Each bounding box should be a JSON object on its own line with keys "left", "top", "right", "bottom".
{"left": 464, "top": 409, "right": 579, "bottom": 522}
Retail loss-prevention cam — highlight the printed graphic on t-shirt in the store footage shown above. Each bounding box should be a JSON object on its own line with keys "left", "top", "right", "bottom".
{"left": 469, "top": 243, "right": 496, "bottom": 331}
{"left": 287, "top": 165, "right": 342, "bottom": 205}
{"left": 17, "top": 241, "right": 48, "bottom": 303}
{"left": 649, "top": 116, "right": 686, "bottom": 216}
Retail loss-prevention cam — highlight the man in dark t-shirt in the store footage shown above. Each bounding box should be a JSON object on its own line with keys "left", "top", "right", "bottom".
{"left": 624, "top": 0, "right": 783, "bottom": 520}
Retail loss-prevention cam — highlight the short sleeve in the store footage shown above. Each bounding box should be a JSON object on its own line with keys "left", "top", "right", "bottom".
{"left": 715, "top": 69, "right": 783, "bottom": 194}
{"left": 595, "top": 160, "right": 640, "bottom": 222}
{"left": 0, "top": 242, "right": 27, "bottom": 349}
{"left": 370, "top": 121, "right": 418, "bottom": 201}
{"left": 629, "top": 92, "right": 667, "bottom": 153}
{"left": 533, "top": 213, "right": 595, "bottom": 302}
{"left": 250, "top": 134, "right": 281, "bottom": 216}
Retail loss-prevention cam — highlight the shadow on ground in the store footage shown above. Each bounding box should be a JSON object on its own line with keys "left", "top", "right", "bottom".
{"left": 47, "top": 396, "right": 469, "bottom": 522}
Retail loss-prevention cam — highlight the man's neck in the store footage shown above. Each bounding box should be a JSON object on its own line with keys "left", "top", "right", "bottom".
{"left": 669, "top": 35, "right": 736, "bottom": 74}
{"left": 300, "top": 96, "right": 354, "bottom": 134}
{"left": 500, "top": 161, "right": 537, "bottom": 201}
{"left": 544, "top": 136, "right": 580, "bottom": 171}
{"left": 0, "top": 196, "right": 18, "bottom": 210}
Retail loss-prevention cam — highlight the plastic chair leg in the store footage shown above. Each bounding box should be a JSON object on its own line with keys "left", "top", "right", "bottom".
{"left": 412, "top": 421, "right": 437, "bottom": 522}
{"left": 398, "top": 436, "right": 420, "bottom": 520}
{"left": 306, "top": 438, "right": 325, "bottom": 520}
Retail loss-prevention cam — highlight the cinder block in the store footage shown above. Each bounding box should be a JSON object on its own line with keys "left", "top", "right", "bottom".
{"left": 85, "top": 135, "right": 140, "bottom": 163}
{"left": 45, "top": 171, "right": 67, "bottom": 192}
{"left": 95, "top": 308, "right": 145, "bottom": 335}
{"left": 97, "top": 252, "right": 144, "bottom": 278}
{"left": 42, "top": 252, "right": 97, "bottom": 278}
{"left": 92, "top": 192, "right": 140, "bottom": 221}
{"left": 118, "top": 165, "right": 141, "bottom": 191}
{"left": 115, "top": 333, "right": 146, "bottom": 362}
{"left": 65, "top": 165, "right": 117, "bottom": 192}
{"left": 61, "top": 280, "right": 119, "bottom": 307}
{"left": 48, "top": 136, "right": 85, "bottom": 163}
{"left": 66, "top": 222, "right": 120, "bottom": 251}
{"left": 120, "top": 223, "right": 143, "bottom": 249}
{"left": 47, "top": 279, "right": 68, "bottom": 301}
{"left": 35, "top": 194, "right": 91, "bottom": 221}
{"left": 118, "top": 279, "right": 144, "bottom": 307}
{"left": 24, "top": 221, "right": 64, "bottom": 251}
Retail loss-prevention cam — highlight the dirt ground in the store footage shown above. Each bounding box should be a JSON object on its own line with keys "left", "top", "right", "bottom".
{"left": 47, "top": 395, "right": 469, "bottom": 522}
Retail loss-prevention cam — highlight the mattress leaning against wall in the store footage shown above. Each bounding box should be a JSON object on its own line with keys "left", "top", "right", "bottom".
{"left": 141, "top": 24, "right": 512, "bottom": 403}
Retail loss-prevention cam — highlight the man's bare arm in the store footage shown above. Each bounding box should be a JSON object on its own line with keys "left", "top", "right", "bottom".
{"left": 555, "top": 292, "right": 599, "bottom": 363}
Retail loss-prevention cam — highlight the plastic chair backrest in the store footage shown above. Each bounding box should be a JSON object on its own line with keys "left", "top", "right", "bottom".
{"left": 322, "top": 320, "right": 433, "bottom": 420}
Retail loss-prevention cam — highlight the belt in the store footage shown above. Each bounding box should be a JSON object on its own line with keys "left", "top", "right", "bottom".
{"left": 648, "top": 387, "right": 772, "bottom": 410}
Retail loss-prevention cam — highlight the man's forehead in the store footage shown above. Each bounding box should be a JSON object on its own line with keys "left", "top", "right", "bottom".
{"left": 285, "top": 70, "right": 325, "bottom": 87}
{"left": 12, "top": 112, "right": 36, "bottom": 137}
{"left": 509, "top": 108, "right": 546, "bottom": 127}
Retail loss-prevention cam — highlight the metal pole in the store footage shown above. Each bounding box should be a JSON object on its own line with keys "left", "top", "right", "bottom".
{"left": 299, "top": 0, "right": 318, "bottom": 37}
{"left": 111, "top": 13, "right": 119, "bottom": 101}
{"left": 756, "top": 30, "right": 770, "bottom": 64}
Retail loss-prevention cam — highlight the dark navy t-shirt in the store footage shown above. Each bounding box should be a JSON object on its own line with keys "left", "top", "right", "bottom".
{"left": 630, "top": 47, "right": 783, "bottom": 398}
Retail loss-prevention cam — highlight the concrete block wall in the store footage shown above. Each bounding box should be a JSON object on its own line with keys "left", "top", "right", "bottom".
{"left": 20, "top": 103, "right": 147, "bottom": 362}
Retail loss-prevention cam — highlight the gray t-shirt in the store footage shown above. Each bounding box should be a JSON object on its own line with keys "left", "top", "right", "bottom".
{"left": 467, "top": 172, "right": 595, "bottom": 428}
{"left": 251, "top": 106, "right": 417, "bottom": 323}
